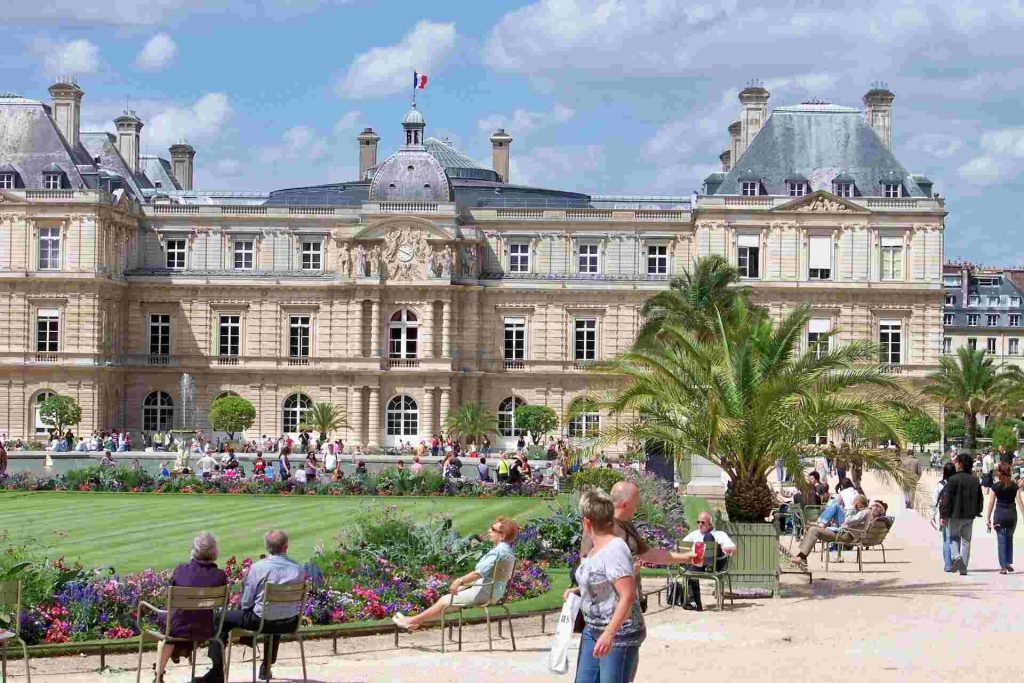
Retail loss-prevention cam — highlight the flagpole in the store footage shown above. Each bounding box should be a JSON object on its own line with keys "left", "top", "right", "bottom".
{"left": 412, "top": 71, "right": 417, "bottom": 107}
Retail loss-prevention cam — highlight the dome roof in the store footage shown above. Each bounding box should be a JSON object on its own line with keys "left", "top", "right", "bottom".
{"left": 368, "top": 148, "right": 453, "bottom": 202}
{"left": 402, "top": 107, "right": 424, "bottom": 126}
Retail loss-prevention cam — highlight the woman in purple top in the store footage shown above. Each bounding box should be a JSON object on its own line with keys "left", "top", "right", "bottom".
{"left": 158, "top": 532, "right": 228, "bottom": 679}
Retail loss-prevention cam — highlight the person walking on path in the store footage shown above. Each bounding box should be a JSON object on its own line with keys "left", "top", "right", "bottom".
{"left": 939, "top": 453, "right": 984, "bottom": 575}
{"left": 933, "top": 461, "right": 957, "bottom": 572}
{"left": 984, "top": 462, "right": 1024, "bottom": 574}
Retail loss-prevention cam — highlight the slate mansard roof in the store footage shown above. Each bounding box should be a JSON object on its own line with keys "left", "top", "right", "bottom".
{"left": 709, "top": 103, "right": 931, "bottom": 197}
{"left": 0, "top": 95, "right": 89, "bottom": 189}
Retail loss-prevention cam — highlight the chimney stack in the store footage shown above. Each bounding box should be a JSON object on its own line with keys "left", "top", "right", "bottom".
{"left": 48, "top": 77, "right": 83, "bottom": 147}
{"left": 737, "top": 83, "right": 770, "bottom": 158}
{"left": 489, "top": 128, "right": 512, "bottom": 183}
{"left": 728, "top": 120, "right": 742, "bottom": 168}
{"left": 357, "top": 127, "right": 380, "bottom": 180}
{"left": 115, "top": 111, "right": 144, "bottom": 174}
{"left": 169, "top": 142, "right": 195, "bottom": 190}
{"left": 719, "top": 149, "right": 732, "bottom": 172}
{"left": 863, "top": 84, "right": 895, "bottom": 150}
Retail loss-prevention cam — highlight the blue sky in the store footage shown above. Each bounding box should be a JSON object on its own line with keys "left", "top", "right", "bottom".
{"left": 3, "top": 0, "right": 1024, "bottom": 263}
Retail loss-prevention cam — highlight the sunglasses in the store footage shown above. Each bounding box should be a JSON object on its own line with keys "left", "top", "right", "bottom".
{"left": 489, "top": 526, "right": 502, "bottom": 533}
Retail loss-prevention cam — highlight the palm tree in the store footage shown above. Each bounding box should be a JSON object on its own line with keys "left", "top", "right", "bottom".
{"left": 444, "top": 401, "right": 497, "bottom": 444}
{"left": 923, "top": 347, "right": 1016, "bottom": 454}
{"left": 306, "top": 402, "right": 349, "bottom": 441}
{"left": 572, "top": 297, "right": 917, "bottom": 522}
{"left": 636, "top": 254, "right": 747, "bottom": 347}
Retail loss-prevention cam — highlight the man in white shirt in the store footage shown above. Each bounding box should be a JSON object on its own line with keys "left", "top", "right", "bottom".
{"left": 679, "top": 512, "right": 736, "bottom": 611}
{"left": 197, "top": 452, "right": 217, "bottom": 477}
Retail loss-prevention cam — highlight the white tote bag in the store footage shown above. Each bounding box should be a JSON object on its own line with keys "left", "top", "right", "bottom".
{"left": 547, "top": 593, "right": 581, "bottom": 675}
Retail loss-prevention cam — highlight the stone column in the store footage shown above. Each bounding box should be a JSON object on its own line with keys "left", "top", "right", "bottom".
{"left": 370, "top": 299, "right": 381, "bottom": 357}
{"left": 442, "top": 300, "right": 452, "bottom": 358}
{"left": 350, "top": 299, "right": 363, "bottom": 357}
{"left": 439, "top": 386, "right": 451, "bottom": 429}
{"left": 421, "top": 302, "right": 434, "bottom": 359}
{"left": 421, "top": 386, "right": 435, "bottom": 437}
{"left": 349, "top": 386, "right": 364, "bottom": 447}
{"left": 367, "top": 386, "right": 381, "bottom": 450}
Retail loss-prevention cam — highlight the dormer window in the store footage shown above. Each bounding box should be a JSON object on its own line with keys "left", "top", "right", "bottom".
{"left": 741, "top": 181, "right": 760, "bottom": 196}
{"left": 0, "top": 173, "right": 14, "bottom": 189}
{"left": 42, "top": 173, "right": 62, "bottom": 190}
{"left": 834, "top": 182, "right": 854, "bottom": 197}
{"left": 882, "top": 183, "right": 902, "bottom": 198}
{"left": 788, "top": 181, "right": 808, "bottom": 197}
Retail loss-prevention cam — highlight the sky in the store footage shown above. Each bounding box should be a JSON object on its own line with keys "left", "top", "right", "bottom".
{"left": 3, "top": 0, "right": 1024, "bottom": 264}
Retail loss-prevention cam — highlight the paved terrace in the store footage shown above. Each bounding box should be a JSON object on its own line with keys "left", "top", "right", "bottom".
{"left": 13, "top": 471, "right": 1022, "bottom": 682}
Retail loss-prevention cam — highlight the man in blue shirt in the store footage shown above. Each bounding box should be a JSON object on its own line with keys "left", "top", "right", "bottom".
{"left": 200, "top": 530, "right": 306, "bottom": 683}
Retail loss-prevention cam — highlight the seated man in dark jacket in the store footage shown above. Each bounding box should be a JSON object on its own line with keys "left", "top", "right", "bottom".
{"left": 939, "top": 453, "right": 984, "bottom": 575}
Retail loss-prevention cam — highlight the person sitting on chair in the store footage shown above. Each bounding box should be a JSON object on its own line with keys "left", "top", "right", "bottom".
{"left": 392, "top": 517, "right": 519, "bottom": 631}
{"left": 678, "top": 512, "right": 736, "bottom": 611}
{"left": 199, "top": 530, "right": 306, "bottom": 683}
{"left": 791, "top": 497, "right": 882, "bottom": 568}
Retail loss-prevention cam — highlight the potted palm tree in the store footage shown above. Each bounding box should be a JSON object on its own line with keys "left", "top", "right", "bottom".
{"left": 306, "top": 402, "right": 349, "bottom": 443}
{"left": 443, "top": 401, "right": 497, "bottom": 446}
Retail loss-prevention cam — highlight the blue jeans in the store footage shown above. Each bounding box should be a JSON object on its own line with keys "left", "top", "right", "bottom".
{"left": 941, "top": 527, "right": 953, "bottom": 571}
{"left": 818, "top": 498, "right": 846, "bottom": 527}
{"left": 996, "top": 520, "right": 1016, "bottom": 569}
{"left": 575, "top": 628, "right": 640, "bottom": 683}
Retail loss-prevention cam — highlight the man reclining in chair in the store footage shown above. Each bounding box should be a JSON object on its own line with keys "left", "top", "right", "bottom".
{"left": 791, "top": 496, "right": 883, "bottom": 568}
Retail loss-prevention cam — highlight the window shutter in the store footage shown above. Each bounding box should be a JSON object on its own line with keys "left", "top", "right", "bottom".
{"left": 808, "top": 236, "right": 831, "bottom": 269}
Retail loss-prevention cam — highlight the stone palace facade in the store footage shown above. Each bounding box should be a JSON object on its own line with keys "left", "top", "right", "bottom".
{"left": 0, "top": 80, "right": 945, "bottom": 447}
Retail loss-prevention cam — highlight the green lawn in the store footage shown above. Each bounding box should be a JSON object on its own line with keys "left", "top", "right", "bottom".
{"left": 0, "top": 492, "right": 556, "bottom": 572}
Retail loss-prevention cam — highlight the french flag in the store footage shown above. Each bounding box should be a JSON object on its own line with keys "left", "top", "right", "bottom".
{"left": 413, "top": 71, "right": 428, "bottom": 90}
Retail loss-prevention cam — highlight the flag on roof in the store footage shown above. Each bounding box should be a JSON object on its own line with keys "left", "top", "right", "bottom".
{"left": 413, "top": 72, "right": 428, "bottom": 90}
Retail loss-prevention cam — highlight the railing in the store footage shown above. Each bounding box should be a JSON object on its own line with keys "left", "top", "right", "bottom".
{"left": 289, "top": 206, "right": 335, "bottom": 215}
{"left": 496, "top": 208, "right": 544, "bottom": 219}
{"left": 152, "top": 204, "right": 199, "bottom": 214}
{"left": 564, "top": 209, "right": 613, "bottom": 220}
{"left": 216, "top": 356, "right": 240, "bottom": 366}
{"left": 147, "top": 354, "right": 170, "bottom": 366}
{"left": 878, "top": 363, "right": 903, "bottom": 375}
{"left": 724, "top": 196, "right": 773, "bottom": 206}
{"left": 503, "top": 360, "right": 525, "bottom": 370}
{"left": 865, "top": 198, "right": 920, "bottom": 209}
{"left": 222, "top": 205, "right": 267, "bottom": 215}
{"left": 287, "top": 357, "right": 310, "bottom": 366}
{"left": 386, "top": 358, "right": 420, "bottom": 368}
{"left": 34, "top": 352, "right": 59, "bottom": 363}
{"left": 573, "top": 360, "right": 595, "bottom": 371}
{"left": 634, "top": 210, "right": 686, "bottom": 221}
{"left": 376, "top": 202, "right": 438, "bottom": 213}
{"left": 26, "top": 189, "right": 75, "bottom": 200}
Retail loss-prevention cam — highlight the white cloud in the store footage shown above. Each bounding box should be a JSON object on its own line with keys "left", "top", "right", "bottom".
{"left": 476, "top": 103, "right": 574, "bottom": 137}
{"left": 509, "top": 145, "right": 605, "bottom": 188}
{"left": 332, "top": 110, "right": 362, "bottom": 137}
{"left": 258, "top": 126, "right": 329, "bottom": 164}
{"left": 958, "top": 156, "right": 1009, "bottom": 185}
{"left": 41, "top": 38, "right": 100, "bottom": 75}
{"left": 8, "top": 0, "right": 355, "bottom": 26}
{"left": 907, "top": 133, "right": 964, "bottom": 159}
{"left": 146, "top": 93, "right": 232, "bottom": 149}
{"left": 337, "top": 21, "right": 456, "bottom": 98}
{"left": 136, "top": 33, "right": 177, "bottom": 70}
{"left": 979, "top": 127, "right": 1024, "bottom": 157}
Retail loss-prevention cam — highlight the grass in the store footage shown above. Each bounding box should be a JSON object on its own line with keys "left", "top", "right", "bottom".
{"left": 0, "top": 491, "right": 556, "bottom": 572}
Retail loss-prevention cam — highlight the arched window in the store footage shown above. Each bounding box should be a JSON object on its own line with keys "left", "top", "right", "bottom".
{"left": 497, "top": 397, "right": 526, "bottom": 437}
{"left": 33, "top": 390, "right": 56, "bottom": 434}
{"left": 214, "top": 391, "right": 240, "bottom": 402}
{"left": 282, "top": 393, "right": 312, "bottom": 433}
{"left": 388, "top": 309, "right": 419, "bottom": 359}
{"left": 143, "top": 391, "right": 174, "bottom": 432}
{"left": 386, "top": 395, "right": 418, "bottom": 436}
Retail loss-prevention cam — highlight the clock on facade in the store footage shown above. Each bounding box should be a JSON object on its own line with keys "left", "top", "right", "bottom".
{"left": 397, "top": 245, "right": 414, "bottom": 262}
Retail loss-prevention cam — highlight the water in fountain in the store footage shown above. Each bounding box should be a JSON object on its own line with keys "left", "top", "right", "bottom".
{"left": 178, "top": 373, "right": 197, "bottom": 431}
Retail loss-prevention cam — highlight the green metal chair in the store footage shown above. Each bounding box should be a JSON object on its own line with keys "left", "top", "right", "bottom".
{"left": 225, "top": 581, "right": 308, "bottom": 683}
{"left": 440, "top": 556, "right": 517, "bottom": 653}
{"left": 0, "top": 581, "right": 31, "bottom": 683}
{"left": 136, "top": 584, "right": 230, "bottom": 683}
{"left": 670, "top": 541, "right": 734, "bottom": 611}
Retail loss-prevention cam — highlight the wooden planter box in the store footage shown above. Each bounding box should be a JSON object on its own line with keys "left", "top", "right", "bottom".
{"left": 717, "top": 519, "right": 780, "bottom": 598}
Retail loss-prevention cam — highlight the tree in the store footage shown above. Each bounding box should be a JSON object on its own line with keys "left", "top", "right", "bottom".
{"left": 945, "top": 414, "right": 965, "bottom": 441}
{"left": 306, "top": 402, "right": 349, "bottom": 441}
{"left": 514, "top": 405, "right": 559, "bottom": 445}
{"left": 572, "top": 263, "right": 916, "bottom": 523}
{"left": 990, "top": 424, "right": 1019, "bottom": 453}
{"left": 902, "top": 413, "right": 941, "bottom": 451}
{"left": 444, "top": 401, "right": 496, "bottom": 443}
{"left": 923, "top": 348, "right": 1015, "bottom": 455}
{"left": 38, "top": 395, "right": 81, "bottom": 436}
{"left": 207, "top": 396, "right": 256, "bottom": 440}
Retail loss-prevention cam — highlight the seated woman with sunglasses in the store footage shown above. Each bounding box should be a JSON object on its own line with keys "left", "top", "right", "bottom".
{"left": 392, "top": 517, "right": 520, "bottom": 630}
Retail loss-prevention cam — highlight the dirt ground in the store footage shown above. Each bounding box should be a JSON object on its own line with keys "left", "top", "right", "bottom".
{"left": 10, "top": 470, "right": 1022, "bottom": 682}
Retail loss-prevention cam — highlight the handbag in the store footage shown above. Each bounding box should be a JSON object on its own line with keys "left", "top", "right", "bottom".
{"left": 547, "top": 593, "right": 581, "bottom": 675}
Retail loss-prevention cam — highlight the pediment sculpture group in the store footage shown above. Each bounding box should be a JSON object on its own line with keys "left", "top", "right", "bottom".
{"left": 334, "top": 226, "right": 480, "bottom": 280}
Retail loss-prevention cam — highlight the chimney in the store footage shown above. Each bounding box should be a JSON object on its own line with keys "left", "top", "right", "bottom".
{"left": 48, "top": 78, "right": 83, "bottom": 147}
{"left": 169, "top": 142, "right": 195, "bottom": 190}
{"left": 863, "top": 84, "right": 895, "bottom": 150}
{"left": 719, "top": 149, "right": 731, "bottom": 172}
{"left": 728, "top": 120, "right": 742, "bottom": 167}
{"left": 489, "top": 129, "right": 512, "bottom": 183}
{"left": 737, "top": 83, "right": 770, "bottom": 157}
{"left": 114, "top": 111, "right": 144, "bottom": 174}
{"left": 357, "top": 127, "right": 380, "bottom": 180}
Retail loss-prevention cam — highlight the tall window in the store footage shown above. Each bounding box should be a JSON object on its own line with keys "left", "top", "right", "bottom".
{"left": 882, "top": 183, "right": 902, "bottom": 198}
{"left": 944, "top": 295, "right": 956, "bottom": 306}
{"left": 33, "top": 391, "right": 56, "bottom": 434}
{"left": 289, "top": 315, "right": 310, "bottom": 358}
{"left": 504, "top": 317, "right": 526, "bottom": 362}
{"left": 834, "top": 182, "right": 853, "bottom": 197}
{"left": 508, "top": 243, "right": 530, "bottom": 273}
{"left": 42, "top": 173, "right": 61, "bottom": 190}
{"left": 788, "top": 181, "right": 807, "bottom": 197}
{"left": 166, "top": 239, "right": 186, "bottom": 269}
{"left": 568, "top": 412, "right": 600, "bottom": 438}
{"left": 808, "top": 236, "right": 831, "bottom": 280}
{"left": 943, "top": 314, "right": 954, "bottom": 326}
{"left": 301, "top": 241, "right": 322, "bottom": 270}
{"left": 967, "top": 314, "right": 979, "bottom": 327}
{"left": 942, "top": 337, "right": 952, "bottom": 354}
{"left": 218, "top": 315, "right": 240, "bottom": 357}
{"left": 879, "top": 237, "right": 903, "bottom": 281}
{"left": 741, "top": 181, "right": 759, "bottom": 196}
{"left": 143, "top": 391, "right": 174, "bottom": 432}
{"left": 1010, "top": 338, "right": 1019, "bottom": 355}
{"left": 0, "top": 173, "right": 14, "bottom": 189}
{"left": 879, "top": 320, "right": 902, "bottom": 365}
{"left": 577, "top": 243, "right": 599, "bottom": 274}
{"left": 386, "top": 395, "right": 418, "bottom": 436}
{"left": 736, "top": 235, "right": 759, "bottom": 279}
{"left": 388, "top": 309, "right": 418, "bottom": 359}
{"left": 967, "top": 295, "right": 980, "bottom": 306}
{"left": 967, "top": 338, "right": 978, "bottom": 350}
{"left": 987, "top": 337, "right": 997, "bottom": 354}
{"left": 233, "top": 240, "right": 254, "bottom": 270}
{"left": 36, "top": 309, "right": 59, "bottom": 352}
{"left": 1010, "top": 315, "right": 1021, "bottom": 328}
{"left": 647, "top": 245, "right": 668, "bottom": 275}
{"left": 149, "top": 314, "right": 170, "bottom": 356}
{"left": 808, "top": 318, "right": 830, "bottom": 359}
{"left": 282, "top": 393, "right": 312, "bottom": 433}
{"left": 574, "top": 318, "right": 597, "bottom": 361}
{"left": 987, "top": 314, "right": 999, "bottom": 327}
{"left": 38, "top": 227, "right": 60, "bottom": 270}
{"left": 497, "top": 397, "right": 525, "bottom": 437}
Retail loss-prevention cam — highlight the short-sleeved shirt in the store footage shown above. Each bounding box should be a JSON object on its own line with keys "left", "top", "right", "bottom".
{"left": 473, "top": 541, "right": 515, "bottom": 601}
{"left": 991, "top": 480, "right": 1020, "bottom": 526}
{"left": 581, "top": 519, "right": 650, "bottom": 591}
{"left": 575, "top": 537, "right": 646, "bottom": 648}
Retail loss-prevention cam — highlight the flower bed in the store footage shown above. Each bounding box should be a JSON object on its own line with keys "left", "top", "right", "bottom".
{"left": 0, "top": 465, "right": 553, "bottom": 498}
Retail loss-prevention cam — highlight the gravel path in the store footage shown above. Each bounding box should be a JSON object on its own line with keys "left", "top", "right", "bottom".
{"left": 12, "top": 471, "right": 1022, "bottom": 682}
